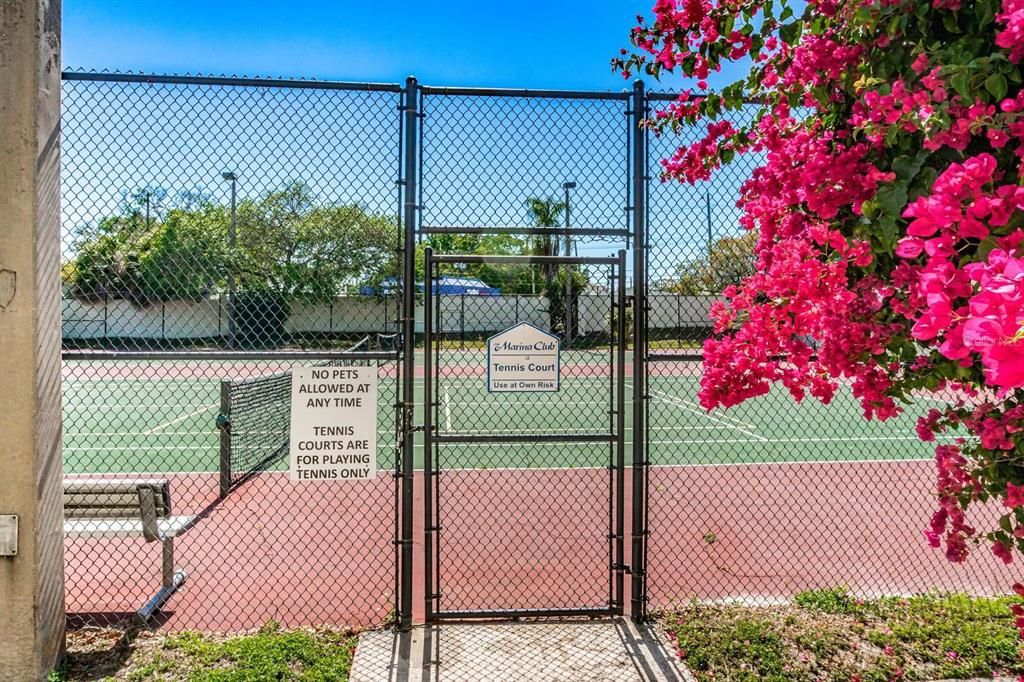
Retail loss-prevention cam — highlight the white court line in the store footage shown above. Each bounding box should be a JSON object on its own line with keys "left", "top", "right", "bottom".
{"left": 65, "top": 404, "right": 211, "bottom": 410}
{"left": 66, "top": 446, "right": 211, "bottom": 451}
{"left": 436, "top": 400, "right": 616, "bottom": 407}
{"left": 65, "top": 431, "right": 942, "bottom": 455}
{"left": 648, "top": 388, "right": 768, "bottom": 442}
{"left": 72, "top": 456, "right": 931, "bottom": 478}
{"left": 142, "top": 403, "right": 219, "bottom": 435}
{"left": 648, "top": 387, "right": 754, "bottom": 429}
{"left": 434, "top": 425, "right": 735, "bottom": 434}
{"left": 443, "top": 385, "right": 452, "bottom": 432}
{"left": 66, "top": 430, "right": 206, "bottom": 437}
{"left": 412, "top": 434, "right": 943, "bottom": 448}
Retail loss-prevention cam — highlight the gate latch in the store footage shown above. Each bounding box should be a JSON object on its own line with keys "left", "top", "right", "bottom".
{"left": 612, "top": 562, "right": 631, "bottom": 574}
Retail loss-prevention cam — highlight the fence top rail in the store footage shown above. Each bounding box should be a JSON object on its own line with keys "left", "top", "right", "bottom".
{"left": 60, "top": 71, "right": 758, "bottom": 104}
{"left": 419, "top": 85, "right": 631, "bottom": 101}
{"left": 421, "top": 225, "right": 631, "bottom": 238}
{"left": 429, "top": 254, "right": 621, "bottom": 266}
{"left": 62, "top": 350, "right": 400, "bottom": 362}
{"left": 647, "top": 352, "right": 704, "bottom": 362}
{"left": 61, "top": 70, "right": 405, "bottom": 93}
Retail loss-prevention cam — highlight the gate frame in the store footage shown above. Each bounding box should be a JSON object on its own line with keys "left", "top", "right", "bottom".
{"left": 422, "top": 250, "right": 629, "bottom": 622}
{"left": 392, "top": 77, "right": 658, "bottom": 627}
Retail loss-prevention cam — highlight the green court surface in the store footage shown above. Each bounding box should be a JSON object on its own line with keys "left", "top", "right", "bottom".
{"left": 63, "top": 361, "right": 942, "bottom": 476}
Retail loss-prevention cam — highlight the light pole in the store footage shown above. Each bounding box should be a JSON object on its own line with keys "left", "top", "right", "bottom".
{"left": 222, "top": 171, "right": 238, "bottom": 349}
{"left": 563, "top": 181, "right": 576, "bottom": 345}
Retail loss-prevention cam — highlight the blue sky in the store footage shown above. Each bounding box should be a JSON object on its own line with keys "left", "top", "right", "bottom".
{"left": 61, "top": 1, "right": 757, "bottom": 282}
{"left": 64, "top": 1, "right": 679, "bottom": 91}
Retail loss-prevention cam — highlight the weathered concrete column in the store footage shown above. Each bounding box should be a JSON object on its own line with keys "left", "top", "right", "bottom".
{"left": 0, "top": 1, "right": 65, "bottom": 680}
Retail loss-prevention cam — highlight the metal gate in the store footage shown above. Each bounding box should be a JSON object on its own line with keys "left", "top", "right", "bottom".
{"left": 423, "top": 250, "right": 629, "bottom": 620}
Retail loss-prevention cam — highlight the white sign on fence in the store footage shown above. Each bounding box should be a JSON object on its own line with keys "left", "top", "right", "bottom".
{"left": 289, "top": 366, "right": 377, "bottom": 481}
{"left": 487, "top": 322, "right": 560, "bottom": 392}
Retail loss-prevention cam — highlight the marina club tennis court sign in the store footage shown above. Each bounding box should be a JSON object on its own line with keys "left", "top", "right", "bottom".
{"left": 289, "top": 366, "right": 377, "bottom": 481}
{"left": 487, "top": 323, "right": 560, "bottom": 392}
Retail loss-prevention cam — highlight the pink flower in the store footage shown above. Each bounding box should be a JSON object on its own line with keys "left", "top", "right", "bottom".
{"left": 1005, "top": 483, "right": 1024, "bottom": 508}
{"left": 895, "top": 237, "right": 925, "bottom": 259}
{"left": 993, "top": 541, "right": 1014, "bottom": 564}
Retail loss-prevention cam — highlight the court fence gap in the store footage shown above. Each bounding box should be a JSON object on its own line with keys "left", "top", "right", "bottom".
{"left": 59, "top": 70, "right": 1015, "bottom": 634}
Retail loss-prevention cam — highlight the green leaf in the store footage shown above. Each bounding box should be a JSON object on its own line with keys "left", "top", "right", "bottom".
{"left": 976, "top": 0, "right": 996, "bottom": 27}
{"left": 911, "top": 167, "right": 939, "bottom": 199}
{"left": 876, "top": 216, "right": 899, "bottom": 252}
{"left": 949, "top": 71, "right": 973, "bottom": 102}
{"left": 984, "top": 73, "right": 1008, "bottom": 101}
{"left": 942, "top": 11, "right": 961, "bottom": 33}
{"left": 892, "top": 153, "right": 926, "bottom": 183}
{"left": 877, "top": 183, "right": 909, "bottom": 220}
{"left": 779, "top": 22, "right": 802, "bottom": 45}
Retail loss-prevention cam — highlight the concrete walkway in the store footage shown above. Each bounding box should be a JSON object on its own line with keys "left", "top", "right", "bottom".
{"left": 349, "top": 619, "right": 693, "bottom": 682}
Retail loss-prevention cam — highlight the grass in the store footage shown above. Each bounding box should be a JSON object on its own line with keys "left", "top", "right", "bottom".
{"left": 660, "top": 589, "right": 1024, "bottom": 681}
{"left": 59, "top": 621, "right": 358, "bottom": 681}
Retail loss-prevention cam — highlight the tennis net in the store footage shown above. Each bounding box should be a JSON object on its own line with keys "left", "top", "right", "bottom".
{"left": 216, "top": 335, "right": 376, "bottom": 496}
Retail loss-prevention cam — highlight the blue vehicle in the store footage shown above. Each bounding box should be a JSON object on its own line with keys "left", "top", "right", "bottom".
{"left": 361, "top": 276, "right": 501, "bottom": 296}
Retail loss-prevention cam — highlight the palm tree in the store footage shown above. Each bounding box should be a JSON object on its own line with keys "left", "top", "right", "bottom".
{"left": 525, "top": 196, "right": 565, "bottom": 293}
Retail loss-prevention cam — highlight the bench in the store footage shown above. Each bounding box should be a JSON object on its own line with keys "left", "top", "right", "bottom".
{"left": 64, "top": 478, "right": 195, "bottom": 622}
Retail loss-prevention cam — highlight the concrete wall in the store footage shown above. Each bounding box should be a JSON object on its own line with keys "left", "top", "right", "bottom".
{"left": 0, "top": 1, "right": 66, "bottom": 679}
{"left": 62, "top": 294, "right": 720, "bottom": 340}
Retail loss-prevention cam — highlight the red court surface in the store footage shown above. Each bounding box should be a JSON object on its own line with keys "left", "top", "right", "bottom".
{"left": 65, "top": 461, "right": 1017, "bottom": 632}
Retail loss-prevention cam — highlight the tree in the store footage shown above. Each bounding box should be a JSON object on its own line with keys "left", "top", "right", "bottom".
{"left": 65, "top": 181, "right": 398, "bottom": 304}
{"left": 617, "top": 0, "right": 1024, "bottom": 576}
{"left": 233, "top": 182, "right": 397, "bottom": 300}
{"left": 526, "top": 196, "right": 566, "bottom": 292}
{"left": 415, "top": 233, "right": 536, "bottom": 294}
{"left": 665, "top": 232, "right": 757, "bottom": 295}
{"left": 67, "top": 202, "right": 227, "bottom": 304}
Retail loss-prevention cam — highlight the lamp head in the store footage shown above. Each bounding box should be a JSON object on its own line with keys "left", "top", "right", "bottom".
{"left": 221, "top": 171, "right": 237, "bottom": 182}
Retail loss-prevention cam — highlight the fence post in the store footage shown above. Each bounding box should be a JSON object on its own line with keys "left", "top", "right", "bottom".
{"left": 422, "top": 249, "right": 434, "bottom": 622}
{"left": 399, "top": 75, "right": 419, "bottom": 631}
{"left": 630, "top": 79, "right": 649, "bottom": 622}
{"left": 615, "top": 250, "right": 628, "bottom": 615}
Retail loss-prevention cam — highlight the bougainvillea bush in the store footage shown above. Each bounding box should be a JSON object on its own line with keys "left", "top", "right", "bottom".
{"left": 615, "top": 0, "right": 1024, "bottom": 583}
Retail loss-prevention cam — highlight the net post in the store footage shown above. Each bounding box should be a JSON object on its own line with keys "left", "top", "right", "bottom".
{"left": 399, "top": 74, "right": 419, "bottom": 631}
{"left": 630, "top": 78, "right": 649, "bottom": 622}
{"left": 218, "top": 380, "right": 231, "bottom": 499}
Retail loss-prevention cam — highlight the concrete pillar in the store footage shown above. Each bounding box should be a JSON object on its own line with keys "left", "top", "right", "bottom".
{"left": 0, "top": 1, "right": 65, "bottom": 680}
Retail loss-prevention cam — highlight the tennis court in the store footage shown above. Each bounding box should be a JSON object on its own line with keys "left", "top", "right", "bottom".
{"left": 63, "top": 354, "right": 941, "bottom": 477}
{"left": 63, "top": 347, "right": 1018, "bottom": 632}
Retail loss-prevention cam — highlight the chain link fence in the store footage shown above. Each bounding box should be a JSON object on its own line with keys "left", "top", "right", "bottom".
{"left": 59, "top": 72, "right": 1015, "bottom": 635}
{"left": 61, "top": 72, "right": 403, "bottom": 631}
{"left": 641, "top": 95, "right": 1016, "bottom": 613}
